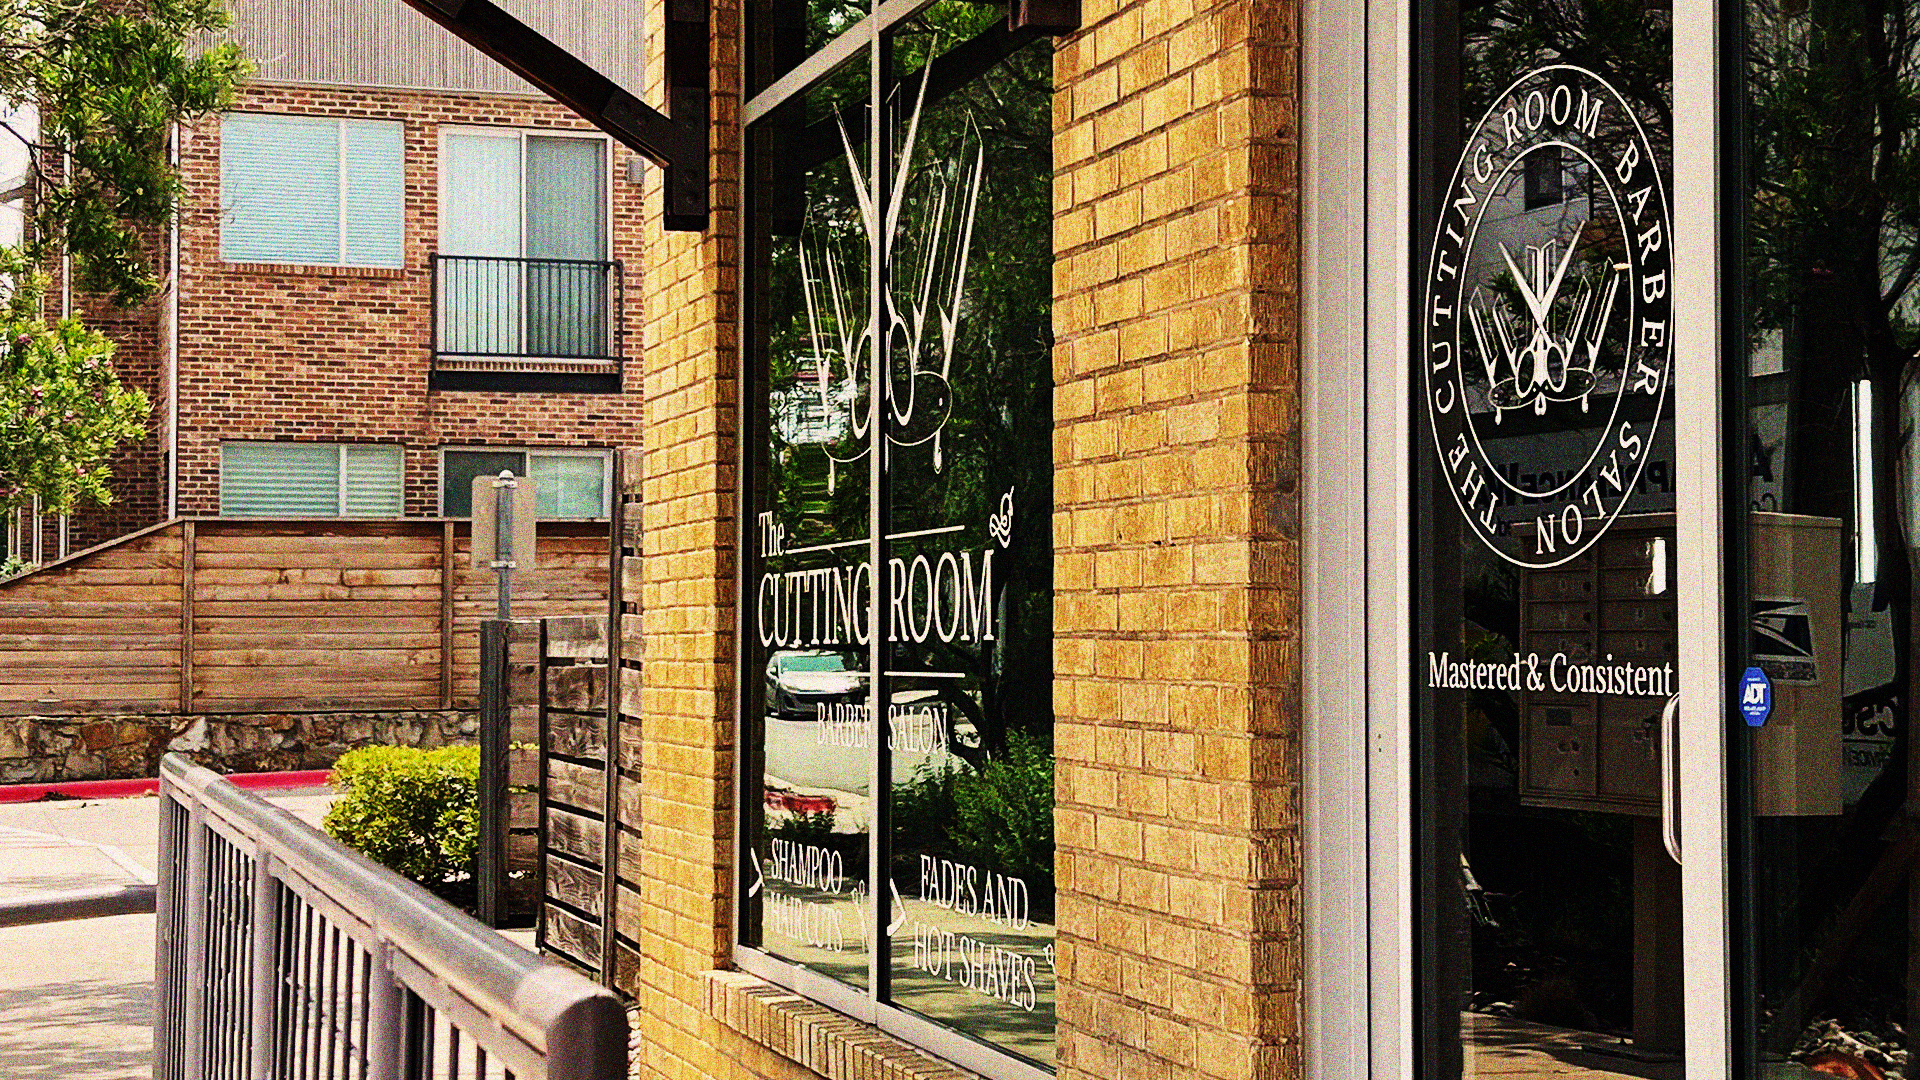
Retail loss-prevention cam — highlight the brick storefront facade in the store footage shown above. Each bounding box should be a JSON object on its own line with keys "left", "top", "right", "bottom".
{"left": 622, "top": 1, "right": 1307, "bottom": 1078}
{"left": 1050, "top": 3, "right": 1303, "bottom": 1077}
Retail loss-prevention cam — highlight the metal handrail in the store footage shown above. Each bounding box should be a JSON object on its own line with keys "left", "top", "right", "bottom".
{"left": 155, "top": 752, "right": 626, "bottom": 1080}
{"left": 0, "top": 882, "right": 155, "bottom": 927}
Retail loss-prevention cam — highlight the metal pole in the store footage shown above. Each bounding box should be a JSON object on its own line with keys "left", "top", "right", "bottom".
{"left": 494, "top": 471, "right": 516, "bottom": 619}
{"left": 477, "top": 620, "right": 508, "bottom": 929}
{"left": 248, "top": 852, "right": 277, "bottom": 1080}
{"left": 182, "top": 802, "right": 209, "bottom": 1080}
{"left": 364, "top": 943, "right": 402, "bottom": 1080}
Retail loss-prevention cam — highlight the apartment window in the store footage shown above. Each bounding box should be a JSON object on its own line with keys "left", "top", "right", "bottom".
{"left": 440, "top": 449, "right": 609, "bottom": 519}
{"left": 221, "top": 114, "right": 405, "bottom": 267}
{"left": 220, "top": 443, "right": 404, "bottom": 517}
{"left": 438, "top": 129, "right": 610, "bottom": 358}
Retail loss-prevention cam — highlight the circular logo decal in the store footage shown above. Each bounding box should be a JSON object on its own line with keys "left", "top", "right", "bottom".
{"left": 1423, "top": 65, "right": 1672, "bottom": 568}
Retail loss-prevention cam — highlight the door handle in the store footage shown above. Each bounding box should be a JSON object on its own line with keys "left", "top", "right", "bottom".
{"left": 1660, "top": 693, "right": 1681, "bottom": 865}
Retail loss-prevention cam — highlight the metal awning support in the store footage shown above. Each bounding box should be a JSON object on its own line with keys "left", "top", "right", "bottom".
{"left": 399, "top": 0, "right": 710, "bottom": 231}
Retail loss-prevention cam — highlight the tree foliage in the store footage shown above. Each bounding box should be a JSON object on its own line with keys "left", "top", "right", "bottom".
{"left": 0, "top": 248, "right": 147, "bottom": 514}
{"left": 0, "top": 0, "right": 246, "bottom": 523}
{"left": 3, "top": 0, "right": 248, "bottom": 306}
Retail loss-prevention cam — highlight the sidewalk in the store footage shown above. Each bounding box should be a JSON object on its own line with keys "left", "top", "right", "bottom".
{"left": 0, "top": 786, "right": 335, "bottom": 1080}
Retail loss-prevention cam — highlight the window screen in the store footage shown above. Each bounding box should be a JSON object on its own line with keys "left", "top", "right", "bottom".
{"left": 221, "top": 443, "right": 403, "bottom": 517}
{"left": 222, "top": 114, "right": 404, "bottom": 267}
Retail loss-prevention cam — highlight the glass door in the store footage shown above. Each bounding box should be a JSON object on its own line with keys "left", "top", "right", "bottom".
{"left": 1411, "top": 0, "right": 1687, "bottom": 1074}
{"left": 441, "top": 130, "right": 525, "bottom": 356}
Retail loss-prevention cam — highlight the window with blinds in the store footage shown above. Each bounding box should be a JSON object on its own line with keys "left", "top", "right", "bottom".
{"left": 221, "top": 114, "right": 405, "bottom": 267}
{"left": 221, "top": 443, "right": 405, "bottom": 518}
{"left": 440, "top": 449, "right": 608, "bottom": 519}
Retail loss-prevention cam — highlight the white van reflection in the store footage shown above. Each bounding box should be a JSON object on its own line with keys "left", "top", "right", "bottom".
{"left": 765, "top": 649, "right": 867, "bottom": 721}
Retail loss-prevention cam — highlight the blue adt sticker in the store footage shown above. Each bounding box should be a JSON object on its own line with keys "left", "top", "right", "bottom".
{"left": 1738, "top": 666, "right": 1772, "bottom": 727}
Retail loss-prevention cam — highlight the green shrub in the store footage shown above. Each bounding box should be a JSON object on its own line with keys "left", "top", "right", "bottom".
{"left": 950, "top": 730, "right": 1053, "bottom": 885}
{"left": 890, "top": 730, "right": 1055, "bottom": 894}
{"left": 322, "top": 746, "right": 480, "bottom": 893}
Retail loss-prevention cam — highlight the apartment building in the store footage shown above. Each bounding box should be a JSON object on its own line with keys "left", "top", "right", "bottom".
{"left": 59, "top": 0, "right": 647, "bottom": 553}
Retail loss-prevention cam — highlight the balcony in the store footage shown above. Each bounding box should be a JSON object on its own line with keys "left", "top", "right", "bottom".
{"left": 431, "top": 254, "right": 625, "bottom": 393}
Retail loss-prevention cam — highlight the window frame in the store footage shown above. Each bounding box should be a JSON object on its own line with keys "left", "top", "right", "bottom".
{"left": 732, "top": 8, "right": 1057, "bottom": 1080}
{"left": 219, "top": 112, "right": 406, "bottom": 269}
{"left": 435, "top": 126, "right": 615, "bottom": 264}
{"left": 436, "top": 445, "right": 613, "bottom": 520}
{"left": 218, "top": 441, "right": 405, "bottom": 519}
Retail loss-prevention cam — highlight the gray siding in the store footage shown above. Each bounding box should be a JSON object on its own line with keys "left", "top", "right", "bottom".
{"left": 222, "top": 0, "right": 648, "bottom": 96}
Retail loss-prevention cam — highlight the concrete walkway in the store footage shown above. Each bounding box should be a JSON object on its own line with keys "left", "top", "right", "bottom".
{"left": 0, "top": 787, "right": 335, "bottom": 1080}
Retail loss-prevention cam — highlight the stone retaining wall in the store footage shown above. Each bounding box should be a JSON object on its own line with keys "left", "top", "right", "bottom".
{"left": 0, "top": 710, "right": 477, "bottom": 784}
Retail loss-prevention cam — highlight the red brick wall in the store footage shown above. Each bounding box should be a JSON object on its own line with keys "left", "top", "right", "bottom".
{"left": 157, "top": 83, "right": 647, "bottom": 520}
{"left": 64, "top": 284, "right": 166, "bottom": 551}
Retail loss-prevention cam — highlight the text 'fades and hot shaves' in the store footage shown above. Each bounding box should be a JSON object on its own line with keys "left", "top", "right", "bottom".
{"left": 905, "top": 855, "right": 1041, "bottom": 1012}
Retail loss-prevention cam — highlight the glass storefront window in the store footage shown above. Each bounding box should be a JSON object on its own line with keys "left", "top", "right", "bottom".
{"left": 1738, "top": 0, "right": 1920, "bottom": 1071}
{"left": 739, "top": 4, "right": 1056, "bottom": 1074}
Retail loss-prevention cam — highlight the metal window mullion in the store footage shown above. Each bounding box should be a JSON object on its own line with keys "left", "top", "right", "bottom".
{"left": 1674, "top": 0, "right": 1733, "bottom": 1073}
{"left": 1363, "top": 0, "right": 1415, "bottom": 1068}
{"left": 1301, "top": 0, "right": 1377, "bottom": 1067}
{"left": 865, "top": 14, "right": 889, "bottom": 1008}
{"left": 338, "top": 119, "right": 349, "bottom": 266}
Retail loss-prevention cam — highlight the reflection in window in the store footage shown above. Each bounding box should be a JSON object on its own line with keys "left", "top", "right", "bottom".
{"left": 741, "top": 5, "right": 1055, "bottom": 1073}
{"left": 1741, "top": 0, "right": 1920, "bottom": 1069}
{"left": 1523, "top": 145, "right": 1565, "bottom": 209}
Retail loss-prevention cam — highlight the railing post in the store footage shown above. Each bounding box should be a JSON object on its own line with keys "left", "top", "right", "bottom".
{"left": 181, "top": 802, "right": 209, "bottom": 1080}
{"left": 248, "top": 853, "right": 277, "bottom": 1080}
{"left": 365, "top": 942, "right": 403, "bottom": 1080}
{"left": 153, "top": 790, "right": 179, "bottom": 1080}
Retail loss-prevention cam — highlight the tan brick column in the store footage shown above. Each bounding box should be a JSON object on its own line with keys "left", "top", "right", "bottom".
{"left": 630, "top": 3, "right": 801, "bottom": 1079}
{"left": 1052, "top": 3, "right": 1304, "bottom": 1078}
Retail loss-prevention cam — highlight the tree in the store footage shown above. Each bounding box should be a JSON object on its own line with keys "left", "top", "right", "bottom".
{"left": 6, "top": 0, "right": 249, "bottom": 305}
{"left": 0, "top": 0, "right": 246, "bottom": 529}
{"left": 0, "top": 248, "right": 147, "bottom": 519}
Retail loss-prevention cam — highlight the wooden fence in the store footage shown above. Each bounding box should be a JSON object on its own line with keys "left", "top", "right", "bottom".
{"left": 0, "top": 517, "right": 610, "bottom": 716}
{"left": 537, "top": 450, "right": 641, "bottom": 986}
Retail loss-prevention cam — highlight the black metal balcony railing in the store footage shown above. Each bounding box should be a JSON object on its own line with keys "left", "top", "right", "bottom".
{"left": 431, "top": 254, "right": 625, "bottom": 393}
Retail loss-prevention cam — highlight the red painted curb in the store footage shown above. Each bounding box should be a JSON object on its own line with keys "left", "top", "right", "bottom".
{"left": 0, "top": 768, "right": 333, "bottom": 804}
